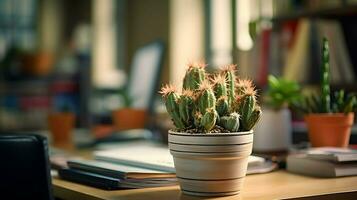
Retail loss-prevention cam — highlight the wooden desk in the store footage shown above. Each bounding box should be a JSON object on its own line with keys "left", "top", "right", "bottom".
{"left": 53, "top": 170, "right": 357, "bottom": 200}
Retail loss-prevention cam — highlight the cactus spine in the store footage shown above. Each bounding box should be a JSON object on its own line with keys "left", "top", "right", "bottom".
{"left": 321, "top": 38, "right": 331, "bottom": 113}
{"left": 236, "top": 79, "right": 254, "bottom": 96}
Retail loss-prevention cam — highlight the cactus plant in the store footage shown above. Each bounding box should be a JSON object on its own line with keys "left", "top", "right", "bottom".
{"left": 179, "top": 89, "right": 195, "bottom": 127}
{"left": 197, "top": 80, "right": 216, "bottom": 115}
{"left": 291, "top": 38, "right": 357, "bottom": 115}
{"left": 160, "top": 62, "right": 262, "bottom": 133}
{"left": 183, "top": 62, "right": 206, "bottom": 90}
{"left": 212, "top": 74, "right": 229, "bottom": 116}
{"left": 235, "top": 86, "right": 261, "bottom": 131}
{"left": 221, "top": 64, "right": 237, "bottom": 109}
{"left": 219, "top": 112, "right": 240, "bottom": 132}
{"left": 321, "top": 38, "right": 331, "bottom": 113}
{"left": 159, "top": 85, "right": 186, "bottom": 129}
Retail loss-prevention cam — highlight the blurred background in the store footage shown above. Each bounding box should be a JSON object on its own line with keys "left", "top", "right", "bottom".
{"left": 0, "top": 0, "right": 356, "bottom": 146}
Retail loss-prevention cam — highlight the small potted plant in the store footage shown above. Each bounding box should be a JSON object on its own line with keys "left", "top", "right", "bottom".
{"left": 160, "top": 63, "right": 261, "bottom": 196}
{"left": 294, "top": 38, "right": 356, "bottom": 147}
{"left": 112, "top": 90, "right": 147, "bottom": 131}
{"left": 253, "top": 75, "right": 302, "bottom": 152}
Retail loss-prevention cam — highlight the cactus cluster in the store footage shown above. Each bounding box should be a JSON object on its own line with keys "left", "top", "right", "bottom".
{"left": 160, "top": 63, "right": 262, "bottom": 133}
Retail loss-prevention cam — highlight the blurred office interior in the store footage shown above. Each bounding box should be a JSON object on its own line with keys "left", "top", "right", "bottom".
{"left": 0, "top": 0, "right": 357, "bottom": 145}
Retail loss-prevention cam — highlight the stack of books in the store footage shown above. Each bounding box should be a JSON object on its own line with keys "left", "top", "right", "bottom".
{"left": 59, "top": 159, "right": 178, "bottom": 190}
{"left": 287, "top": 147, "right": 357, "bottom": 177}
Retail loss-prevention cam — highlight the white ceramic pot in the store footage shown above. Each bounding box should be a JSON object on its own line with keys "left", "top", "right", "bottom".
{"left": 168, "top": 130, "right": 253, "bottom": 197}
{"left": 253, "top": 108, "right": 292, "bottom": 152}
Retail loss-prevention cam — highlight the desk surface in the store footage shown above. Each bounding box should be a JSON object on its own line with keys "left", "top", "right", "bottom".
{"left": 53, "top": 170, "right": 357, "bottom": 200}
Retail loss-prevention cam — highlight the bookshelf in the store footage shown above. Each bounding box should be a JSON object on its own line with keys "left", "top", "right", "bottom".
{"left": 259, "top": 1, "right": 357, "bottom": 146}
{"left": 272, "top": 5, "right": 357, "bottom": 22}
{"left": 265, "top": 1, "right": 357, "bottom": 90}
{"left": 0, "top": 74, "right": 81, "bottom": 131}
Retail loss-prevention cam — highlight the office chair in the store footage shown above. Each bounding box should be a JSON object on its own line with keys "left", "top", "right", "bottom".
{"left": 0, "top": 134, "right": 53, "bottom": 200}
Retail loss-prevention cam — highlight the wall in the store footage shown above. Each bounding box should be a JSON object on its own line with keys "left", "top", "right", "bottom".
{"left": 126, "top": 0, "right": 170, "bottom": 84}
{"left": 169, "top": 0, "right": 205, "bottom": 88}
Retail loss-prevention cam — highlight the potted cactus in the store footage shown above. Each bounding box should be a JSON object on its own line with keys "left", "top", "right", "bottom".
{"left": 294, "top": 38, "right": 357, "bottom": 147}
{"left": 160, "top": 63, "right": 261, "bottom": 196}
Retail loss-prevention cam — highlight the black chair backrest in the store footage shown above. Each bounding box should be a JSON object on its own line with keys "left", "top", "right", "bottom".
{"left": 0, "top": 134, "right": 53, "bottom": 200}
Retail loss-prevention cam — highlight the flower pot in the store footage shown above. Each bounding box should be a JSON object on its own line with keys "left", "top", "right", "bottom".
{"left": 112, "top": 108, "right": 147, "bottom": 131}
{"left": 253, "top": 108, "right": 291, "bottom": 152}
{"left": 22, "top": 52, "right": 54, "bottom": 76}
{"left": 168, "top": 130, "right": 253, "bottom": 197}
{"left": 48, "top": 112, "right": 75, "bottom": 149}
{"left": 304, "top": 113, "right": 354, "bottom": 147}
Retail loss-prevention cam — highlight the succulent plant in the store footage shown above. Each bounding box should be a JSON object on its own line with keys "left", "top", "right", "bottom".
{"left": 266, "top": 75, "right": 303, "bottom": 110}
{"left": 160, "top": 63, "right": 262, "bottom": 133}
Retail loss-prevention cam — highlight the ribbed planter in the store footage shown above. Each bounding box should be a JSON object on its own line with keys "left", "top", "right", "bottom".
{"left": 168, "top": 130, "right": 253, "bottom": 197}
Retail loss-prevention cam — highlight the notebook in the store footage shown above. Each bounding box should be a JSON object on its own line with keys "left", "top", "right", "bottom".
{"left": 67, "top": 159, "right": 176, "bottom": 179}
{"left": 58, "top": 168, "right": 177, "bottom": 190}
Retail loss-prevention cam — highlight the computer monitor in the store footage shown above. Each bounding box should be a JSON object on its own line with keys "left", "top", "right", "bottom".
{"left": 126, "top": 41, "right": 165, "bottom": 113}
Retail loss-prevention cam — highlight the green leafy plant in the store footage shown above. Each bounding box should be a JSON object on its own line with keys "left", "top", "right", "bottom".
{"left": 121, "top": 89, "right": 133, "bottom": 108}
{"left": 160, "top": 63, "right": 262, "bottom": 133}
{"left": 266, "top": 75, "right": 303, "bottom": 110}
{"left": 292, "top": 38, "right": 357, "bottom": 114}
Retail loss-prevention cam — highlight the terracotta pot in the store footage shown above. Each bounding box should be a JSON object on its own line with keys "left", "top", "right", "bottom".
{"left": 22, "top": 52, "right": 54, "bottom": 76}
{"left": 48, "top": 112, "right": 75, "bottom": 149}
{"left": 112, "top": 108, "right": 147, "bottom": 131}
{"left": 304, "top": 113, "right": 354, "bottom": 147}
{"left": 168, "top": 130, "right": 253, "bottom": 197}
